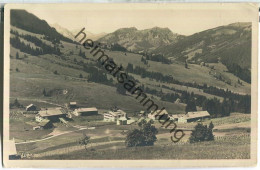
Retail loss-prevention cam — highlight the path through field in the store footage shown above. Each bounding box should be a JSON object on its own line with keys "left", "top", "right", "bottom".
{"left": 33, "top": 140, "right": 125, "bottom": 158}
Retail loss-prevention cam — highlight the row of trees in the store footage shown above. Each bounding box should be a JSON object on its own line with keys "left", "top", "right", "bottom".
{"left": 10, "top": 35, "right": 61, "bottom": 56}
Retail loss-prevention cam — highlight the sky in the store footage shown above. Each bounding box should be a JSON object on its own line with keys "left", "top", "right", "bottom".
{"left": 22, "top": 3, "right": 256, "bottom": 35}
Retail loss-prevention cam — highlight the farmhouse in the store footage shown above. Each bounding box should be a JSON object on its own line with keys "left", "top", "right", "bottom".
{"left": 178, "top": 111, "right": 210, "bottom": 123}
{"left": 26, "top": 104, "right": 37, "bottom": 111}
{"left": 148, "top": 109, "right": 169, "bottom": 120}
{"left": 69, "top": 102, "right": 77, "bottom": 109}
{"left": 35, "top": 107, "right": 67, "bottom": 122}
{"left": 104, "top": 109, "right": 127, "bottom": 122}
{"left": 73, "top": 107, "right": 98, "bottom": 116}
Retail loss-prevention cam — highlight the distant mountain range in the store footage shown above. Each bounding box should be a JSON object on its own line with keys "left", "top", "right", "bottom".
{"left": 51, "top": 23, "right": 107, "bottom": 41}
{"left": 98, "top": 27, "right": 184, "bottom": 52}
{"left": 10, "top": 10, "right": 252, "bottom": 83}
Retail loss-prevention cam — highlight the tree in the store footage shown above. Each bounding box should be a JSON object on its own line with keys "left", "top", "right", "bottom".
{"left": 43, "top": 88, "right": 46, "bottom": 96}
{"left": 79, "top": 133, "right": 90, "bottom": 151}
{"left": 205, "top": 122, "right": 214, "bottom": 141}
{"left": 53, "top": 70, "right": 58, "bottom": 75}
{"left": 189, "top": 122, "right": 214, "bottom": 143}
{"left": 79, "top": 73, "right": 83, "bottom": 78}
{"left": 16, "top": 52, "right": 19, "bottom": 59}
{"left": 185, "top": 100, "right": 197, "bottom": 113}
{"left": 185, "top": 61, "right": 188, "bottom": 69}
{"left": 125, "top": 119, "right": 158, "bottom": 147}
{"left": 15, "top": 68, "right": 19, "bottom": 72}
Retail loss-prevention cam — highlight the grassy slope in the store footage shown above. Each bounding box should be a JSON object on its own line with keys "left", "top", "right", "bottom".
{"left": 38, "top": 135, "right": 250, "bottom": 159}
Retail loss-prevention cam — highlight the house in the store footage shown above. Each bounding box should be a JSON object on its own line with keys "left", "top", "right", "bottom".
{"left": 69, "top": 102, "right": 77, "bottom": 109}
{"left": 178, "top": 111, "right": 210, "bottom": 123}
{"left": 8, "top": 139, "right": 21, "bottom": 160}
{"left": 26, "top": 104, "right": 37, "bottom": 111}
{"left": 148, "top": 109, "right": 169, "bottom": 120}
{"left": 73, "top": 107, "right": 98, "bottom": 116}
{"left": 104, "top": 109, "right": 127, "bottom": 122}
{"left": 117, "top": 116, "right": 127, "bottom": 125}
{"left": 36, "top": 107, "right": 67, "bottom": 122}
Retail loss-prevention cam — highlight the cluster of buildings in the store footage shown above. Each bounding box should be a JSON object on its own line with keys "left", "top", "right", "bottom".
{"left": 24, "top": 101, "right": 211, "bottom": 131}
{"left": 25, "top": 102, "right": 99, "bottom": 130}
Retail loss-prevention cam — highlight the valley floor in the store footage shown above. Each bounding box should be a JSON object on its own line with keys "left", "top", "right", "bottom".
{"left": 11, "top": 110, "right": 251, "bottom": 160}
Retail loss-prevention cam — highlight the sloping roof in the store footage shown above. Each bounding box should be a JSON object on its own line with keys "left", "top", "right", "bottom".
{"left": 38, "top": 108, "right": 66, "bottom": 117}
{"left": 75, "top": 107, "right": 97, "bottom": 113}
{"left": 70, "top": 102, "right": 77, "bottom": 105}
{"left": 26, "top": 104, "right": 35, "bottom": 109}
{"left": 185, "top": 111, "right": 210, "bottom": 119}
{"left": 9, "top": 139, "right": 17, "bottom": 155}
{"left": 38, "top": 119, "right": 51, "bottom": 126}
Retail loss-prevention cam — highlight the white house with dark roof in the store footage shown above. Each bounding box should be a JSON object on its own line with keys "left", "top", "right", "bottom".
{"left": 104, "top": 109, "right": 127, "bottom": 122}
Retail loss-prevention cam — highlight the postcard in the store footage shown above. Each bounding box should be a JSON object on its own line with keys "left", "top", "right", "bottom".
{"left": 3, "top": 3, "right": 258, "bottom": 167}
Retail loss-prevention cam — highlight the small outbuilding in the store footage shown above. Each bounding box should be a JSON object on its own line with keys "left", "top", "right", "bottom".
{"left": 69, "top": 102, "right": 77, "bottom": 109}
{"left": 26, "top": 104, "right": 37, "bottom": 111}
{"left": 117, "top": 117, "right": 127, "bottom": 125}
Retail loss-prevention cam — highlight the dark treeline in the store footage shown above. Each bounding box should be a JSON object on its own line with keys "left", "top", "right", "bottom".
{"left": 161, "top": 84, "right": 251, "bottom": 115}
{"left": 125, "top": 63, "right": 250, "bottom": 100}
{"left": 11, "top": 10, "right": 74, "bottom": 44}
{"left": 224, "top": 63, "right": 251, "bottom": 83}
{"left": 10, "top": 31, "right": 61, "bottom": 56}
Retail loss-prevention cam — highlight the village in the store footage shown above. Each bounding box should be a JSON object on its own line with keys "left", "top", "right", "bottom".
{"left": 24, "top": 102, "right": 211, "bottom": 130}
{"left": 8, "top": 100, "right": 213, "bottom": 159}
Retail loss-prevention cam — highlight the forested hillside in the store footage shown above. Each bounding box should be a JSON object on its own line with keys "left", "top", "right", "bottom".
{"left": 9, "top": 9, "right": 251, "bottom": 117}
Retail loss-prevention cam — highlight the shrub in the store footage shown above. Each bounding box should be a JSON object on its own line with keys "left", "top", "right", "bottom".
{"left": 125, "top": 119, "right": 158, "bottom": 147}
{"left": 189, "top": 122, "right": 214, "bottom": 143}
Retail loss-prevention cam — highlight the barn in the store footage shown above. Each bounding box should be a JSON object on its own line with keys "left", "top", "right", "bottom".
{"left": 73, "top": 107, "right": 98, "bottom": 116}
{"left": 36, "top": 107, "right": 67, "bottom": 122}
{"left": 178, "top": 111, "right": 210, "bottom": 123}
